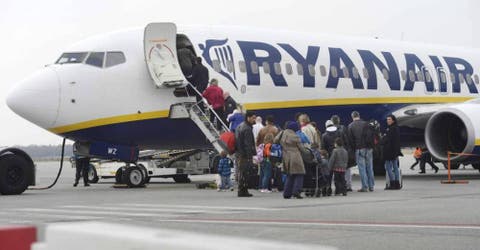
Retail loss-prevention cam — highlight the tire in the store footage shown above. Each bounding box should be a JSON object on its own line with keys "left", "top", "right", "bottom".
{"left": 138, "top": 164, "right": 149, "bottom": 185}
{"left": 0, "top": 154, "right": 31, "bottom": 195}
{"left": 87, "top": 164, "right": 99, "bottom": 183}
{"left": 173, "top": 174, "right": 191, "bottom": 183}
{"left": 442, "top": 162, "right": 460, "bottom": 170}
{"left": 471, "top": 163, "right": 480, "bottom": 170}
{"left": 115, "top": 167, "right": 125, "bottom": 184}
{"left": 124, "top": 166, "right": 145, "bottom": 188}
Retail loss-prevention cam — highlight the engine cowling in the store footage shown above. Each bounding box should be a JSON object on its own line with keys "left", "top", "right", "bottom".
{"left": 425, "top": 104, "right": 480, "bottom": 161}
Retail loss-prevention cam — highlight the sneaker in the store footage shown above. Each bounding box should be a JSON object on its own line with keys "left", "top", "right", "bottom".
{"left": 217, "top": 188, "right": 221, "bottom": 192}
{"left": 346, "top": 188, "right": 353, "bottom": 192}
{"left": 369, "top": 187, "right": 374, "bottom": 192}
{"left": 84, "top": 183, "right": 90, "bottom": 187}
{"left": 263, "top": 190, "right": 272, "bottom": 193}
{"left": 357, "top": 188, "right": 368, "bottom": 192}
{"left": 73, "top": 182, "right": 78, "bottom": 187}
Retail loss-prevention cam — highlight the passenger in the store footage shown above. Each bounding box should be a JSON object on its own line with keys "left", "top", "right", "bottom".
{"left": 252, "top": 116, "right": 264, "bottom": 143}
{"left": 256, "top": 115, "right": 279, "bottom": 146}
{"left": 223, "top": 91, "right": 237, "bottom": 120}
{"left": 348, "top": 111, "right": 375, "bottom": 192}
{"left": 73, "top": 154, "right": 90, "bottom": 187}
{"left": 299, "top": 114, "right": 320, "bottom": 148}
{"left": 331, "top": 115, "right": 353, "bottom": 192}
{"left": 318, "top": 150, "right": 332, "bottom": 196}
{"left": 202, "top": 79, "right": 225, "bottom": 130}
{"left": 329, "top": 138, "right": 348, "bottom": 196}
{"left": 381, "top": 115, "right": 402, "bottom": 190}
{"left": 227, "top": 106, "right": 244, "bottom": 132}
{"left": 275, "top": 121, "right": 306, "bottom": 199}
{"left": 321, "top": 120, "right": 338, "bottom": 156}
{"left": 257, "top": 133, "right": 274, "bottom": 193}
{"left": 177, "top": 47, "right": 195, "bottom": 77}
{"left": 419, "top": 149, "right": 439, "bottom": 174}
{"left": 410, "top": 147, "right": 422, "bottom": 170}
{"left": 217, "top": 151, "right": 234, "bottom": 191}
{"left": 188, "top": 57, "right": 209, "bottom": 102}
{"left": 234, "top": 111, "right": 257, "bottom": 197}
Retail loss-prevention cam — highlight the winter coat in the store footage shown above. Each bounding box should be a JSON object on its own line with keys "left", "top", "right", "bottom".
{"left": 217, "top": 157, "right": 233, "bottom": 176}
{"left": 321, "top": 126, "right": 339, "bottom": 156}
{"left": 381, "top": 123, "right": 401, "bottom": 160}
{"left": 301, "top": 124, "right": 320, "bottom": 147}
{"left": 189, "top": 63, "right": 209, "bottom": 93}
{"left": 202, "top": 85, "right": 224, "bottom": 109}
{"left": 224, "top": 96, "right": 237, "bottom": 117}
{"left": 274, "top": 129, "right": 305, "bottom": 175}
{"left": 328, "top": 146, "right": 348, "bottom": 171}
{"left": 347, "top": 119, "right": 369, "bottom": 150}
{"left": 227, "top": 111, "right": 244, "bottom": 132}
{"left": 235, "top": 121, "right": 256, "bottom": 159}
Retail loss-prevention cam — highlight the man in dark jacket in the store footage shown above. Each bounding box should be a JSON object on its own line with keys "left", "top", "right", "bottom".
{"left": 331, "top": 115, "right": 353, "bottom": 192}
{"left": 347, "top": 111, "right": 375, "bottom": 192}
{"left": 188, "top": 57, "right": 209, "bottom": 103}
{"left": 234, "top": 111, "right": 257, "bottom": 197}
{"left": 381, "top": 115, "right": 402, "bottom": 189}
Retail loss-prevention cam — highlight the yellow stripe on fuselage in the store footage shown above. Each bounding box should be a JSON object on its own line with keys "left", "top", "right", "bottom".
{"left": 475, "top": 139, "right": 480, "bottom": 146}
{"left": 49, "top": 96, "right": 473, "bottom": 134}
{"left": 49, "top": 110, "right": 170, "bottom": 134}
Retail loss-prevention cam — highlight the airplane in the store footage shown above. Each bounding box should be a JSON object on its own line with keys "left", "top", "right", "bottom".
{"left": 3, "top": 22, "right": 480, "bottom": 195}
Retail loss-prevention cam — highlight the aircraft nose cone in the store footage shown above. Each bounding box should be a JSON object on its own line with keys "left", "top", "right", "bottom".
{"left": 7, "top": 67, "right": 60, "bottom": 129}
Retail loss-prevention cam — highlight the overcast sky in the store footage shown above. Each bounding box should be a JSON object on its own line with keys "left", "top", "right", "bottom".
{"left": 0, "top": 0, "right": 478, "bottom": 146}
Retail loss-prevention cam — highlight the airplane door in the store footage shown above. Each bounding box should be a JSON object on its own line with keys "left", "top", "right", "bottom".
{"left": 144, "top": 23, "right": 186, "bottom": 88}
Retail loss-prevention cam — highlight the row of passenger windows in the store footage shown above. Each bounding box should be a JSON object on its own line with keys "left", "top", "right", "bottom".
{"left": 211, "top": 60, "right": 480, "bottom": 85}
{"left": 55, "top": 51, "right": 126, "bottom": 68}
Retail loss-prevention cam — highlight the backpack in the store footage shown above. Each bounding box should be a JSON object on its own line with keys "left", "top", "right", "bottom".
{"left": 269, "top": 144, "right": 283, "bottom": 163}
{"left": 362, "top": 120, "right": 378, "bottom": 148}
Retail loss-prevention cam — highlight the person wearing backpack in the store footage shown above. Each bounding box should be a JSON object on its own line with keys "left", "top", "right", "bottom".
{"left": 347, "top": 111, "right": 375, "bottom": 192}
{"left": 257, "top": 133, "right": 274, "bottom": 193}
{"left": 381, "top": 115, "right": 402, "bottom": 190}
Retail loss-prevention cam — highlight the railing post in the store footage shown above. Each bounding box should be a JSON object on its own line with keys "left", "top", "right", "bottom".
{"left": 447, "top": 151, "right": 451, "bottom": 182}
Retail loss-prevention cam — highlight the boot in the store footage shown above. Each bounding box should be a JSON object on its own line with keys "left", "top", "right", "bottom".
{"left": 395, "top": 180, "right": 401, "bottom": 190}
{"left": 385, "top": 181, "right": 395, "bottom": 190}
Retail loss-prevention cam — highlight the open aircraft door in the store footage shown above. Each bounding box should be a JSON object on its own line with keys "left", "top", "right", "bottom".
{"left": 144, "top": 23, "right": 186, "bottom": 88}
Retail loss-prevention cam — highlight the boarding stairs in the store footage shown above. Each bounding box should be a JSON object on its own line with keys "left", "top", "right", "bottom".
{"left": 169, "top": 84, "right": 229, "bottom": 154}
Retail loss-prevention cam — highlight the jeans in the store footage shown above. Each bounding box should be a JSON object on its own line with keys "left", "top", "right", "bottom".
{"left": 356, "top": 148, "right": 374, "bottom": 190}
{"left": 220, "top": 175, "right": 232, "bottom": 189}
{"left": 259, "top": 161, "right": 272, "bottom": 190}
{"left": 283, "top": 174, "right": 304, "bottom": 198}
{"left": 345, "top": 168, "right": 352, "bottom": 189}
{"left": 385, "top": 158, "right": 399, "bottom": 181}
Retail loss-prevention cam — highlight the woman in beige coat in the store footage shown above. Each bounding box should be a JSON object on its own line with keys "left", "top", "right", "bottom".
{"left": 275, "top": 121, "right": 306, "bottom": 199}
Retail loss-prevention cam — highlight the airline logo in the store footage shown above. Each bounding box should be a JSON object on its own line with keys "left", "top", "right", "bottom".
{"left": 200, "top": 39, "right": 479, "bottom": 94}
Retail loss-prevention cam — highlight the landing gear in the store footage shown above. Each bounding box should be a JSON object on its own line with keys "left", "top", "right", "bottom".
{"left": 115, "top": 165, "right": 146, "bottom": 188}
{"left": 173, "top": 174, "right": 191, "bottom": 183}
{"left": 0, "top": 154, "right": 33, "bottom": 195}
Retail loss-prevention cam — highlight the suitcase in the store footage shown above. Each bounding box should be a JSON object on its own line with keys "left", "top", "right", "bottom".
{"left": 385, "top": 168, "right": 403, "bottom": 189}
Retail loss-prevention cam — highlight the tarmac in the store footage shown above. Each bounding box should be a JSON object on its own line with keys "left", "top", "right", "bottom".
{"left": 1, "top": 157, "right": 479, "bottom": 250}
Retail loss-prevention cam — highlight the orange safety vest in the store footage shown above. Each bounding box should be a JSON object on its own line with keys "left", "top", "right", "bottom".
{"left": 413, "top": 148, "right": 422, "bottom": 159}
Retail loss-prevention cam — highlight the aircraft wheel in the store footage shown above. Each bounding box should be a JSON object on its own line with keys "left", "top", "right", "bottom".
{"left": 115, "top": 167, "right": 126, "bottom": 184}
{"left": 173, "top": 174, "right": 191, "bottom": 183}
{"left": 124, "top": 166, "right": 145, "bottom": 188}
{"left": 0, "top": 154, "right": 31, "bottom": 195}
{"left": 442, "top": 162, "right": 460, "bottom": 169}
{"left": 87, "top": 164, "right": 99, "bottom": 183}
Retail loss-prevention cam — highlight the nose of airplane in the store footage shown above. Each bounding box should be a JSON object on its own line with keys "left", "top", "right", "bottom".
{"left": 6, "top": 67, "right": 60, "bottom": 129}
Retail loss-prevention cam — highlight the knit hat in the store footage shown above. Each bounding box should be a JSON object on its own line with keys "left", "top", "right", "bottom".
{"left": 286, "top": 121, "right": 299, "bottom": 131}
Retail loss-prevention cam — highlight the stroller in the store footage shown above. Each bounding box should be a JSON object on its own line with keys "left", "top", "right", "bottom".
{"left": 303, "top": 148, "right": 329, "bottom": 197}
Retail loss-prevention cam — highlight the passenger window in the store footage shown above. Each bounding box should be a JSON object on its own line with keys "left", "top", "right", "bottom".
{"left": 239, "top": 61, "right": 246, "bottom": 73}
{"left": 213, "top": 60, "right": 221, "bottom": 72}
{"left": 417, "top": 71, "right": 425, "bottom": 81}
{"left": 227, "top": 61, "right": 234, "bottom": 73}
{"left": 308, "top": 65, "right": 315, "bottom": 77}
{"left": 319, "top": 65, "right": 327, "bottom": 76}
{"left": 274, "top": 63, "right": 282, "bottom": 75}
{"left": 425, "top": 71, "right": 432, "bottom": 82}
{"left": 466, "top": 74, "right": 473, "bottom": 84}
{"left": 440, "top": 71, "right": 447, "bottom": 83}
{"left": 362, "top": 68, "right": 369, "bottom": 79}
{"left": 475, "top": 74, "right": 480, "bottom": 84}
{"left": 251, "top": 61, "right": 259, "bottom": 74}
{"left": 408, "top": 70, "right": 416, "bottom": 82}
{"left": 105, "top": 52, "right": 126, "bottom": 68}
{"left": 297, "top": 64, "right": 304, "bottom": 75}
{"left": 450, "top": 73, "right": 456, "bottom": 84}
{"left": 459, "top": 73, "right": 465, "bottom": 83}
{"left": 352, "top": 67, "right": 359, "bottom": 79}
{"left": 382, "top": 69, "right": 389, "bottom": 81}
{"left": 263, "top": 62, "right": 270, "bottom": 74}
{"left": 342, "top": 67, "right": 349, "bottom": 78}
{"left": 331, "top": 66, "right": 338, "bottom": 78}
{"left": 85, "top": 52, "right": 105, "bottom": 68}
{"left": 56, "top": 52, "right": 88, "bottom": 64}
{"left": 285, "top": 63, "right": 293, "bottom": 75}
{"left": 400, "top": 70, "right": 406, "bottom": 81}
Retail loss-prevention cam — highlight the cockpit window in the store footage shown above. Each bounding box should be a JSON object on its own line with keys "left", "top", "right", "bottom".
{"left": 105, "top": 52, "right": 126, "bottom": 68}
{"left": 85, "top": 52, "right": 105, "bottom": 68}
{"left": 55, "top": 52, "right": 88, "bottom": 64}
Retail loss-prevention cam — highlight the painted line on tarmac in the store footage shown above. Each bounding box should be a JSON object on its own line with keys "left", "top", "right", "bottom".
{"left": 16, "top": 208, "right": 179, "bottom": 218}
{"left": 156, "top": 218, "right": 480, "bottom": 230}
{"left": 114, "top": 203, "right": 283, "bottom": 211}
{"left": 62, "top": 205, "right": 238, "bottom": 214}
